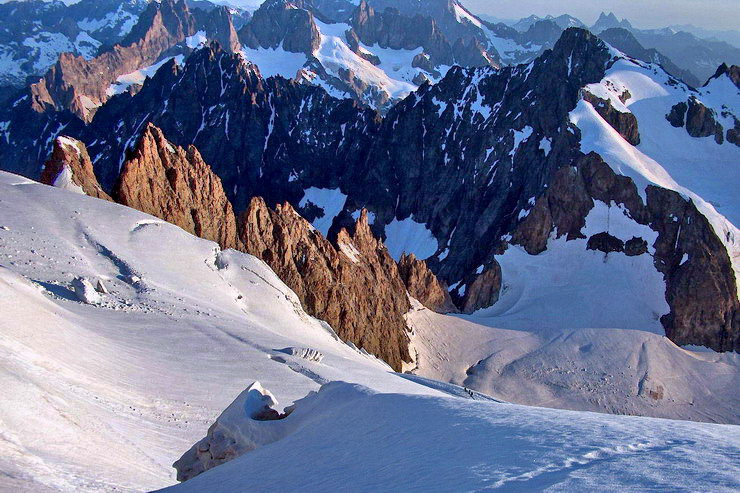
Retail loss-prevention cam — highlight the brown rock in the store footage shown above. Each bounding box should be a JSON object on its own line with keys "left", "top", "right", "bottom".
{"left": 646, "top": 185, "right": 738, "bottom": 352}
{"left": 40, "top": 137, "right": 112, "bottom": 201}
{"left": 685, "top": 96, "right": 724, "bottom": 144}
{"left": 239, "top": 203, "right": 412, "bottom": 371}
{"left": 398, "top": 253, "right": 458, "bottom": 313}
{"left": 462, "top": 264, "right": 502, "bottom": 314}
{"left": 113, "top": 123, "right": 239, "bottom": 250}
{"left": 508, "top": 151, "right": 737, "bottom": 351}
{"left": 30, "top": 0, "right": 197, "bottom": 121}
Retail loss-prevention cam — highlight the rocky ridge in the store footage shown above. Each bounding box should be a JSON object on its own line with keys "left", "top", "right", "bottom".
{"left": 114, "top": 123, "right": 240, "bottom": 250}
{"left": 26, "top": 0, "right": 243, "bottom": 121}
{"left": 10, "top": 28, "right": 739, "bottom": 353}
{"left": 42, "top": 126, "right": 441, "bottom": 371}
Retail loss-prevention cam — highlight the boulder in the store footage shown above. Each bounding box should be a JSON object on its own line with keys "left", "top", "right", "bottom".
{"left": 71, "top": 277, "right": 101, "bottom": 304}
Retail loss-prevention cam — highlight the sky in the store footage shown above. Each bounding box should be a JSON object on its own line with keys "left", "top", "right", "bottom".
{"left": 462, "top": 0, "right": 740, "bottom": 31}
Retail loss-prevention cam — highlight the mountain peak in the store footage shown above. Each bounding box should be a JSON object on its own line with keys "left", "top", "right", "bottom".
{"left": 592, "top": 11, "right": 633, "bottom": 32}
{"left": 706, "top": 63, "right": 740, "bottom": 89}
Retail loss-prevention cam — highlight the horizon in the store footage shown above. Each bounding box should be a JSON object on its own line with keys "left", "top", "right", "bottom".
{"left": 462, "top": 0, "right": 740, "bottom": 32}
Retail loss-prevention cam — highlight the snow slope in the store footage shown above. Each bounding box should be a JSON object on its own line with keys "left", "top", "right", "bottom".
{"left": 572, "top": 54, "right": 740, "bottom": 283}
{"left": 0, "top": 171, "right": 443, "bottom": 491}
{"left": 1, "top": 171, "right": 738, "bottom": 491}
{"left": 408, "top": 301, "right": 739, "bottom": 424}
{"left": 166, "top": 380, "right": 739, "bottom": 492}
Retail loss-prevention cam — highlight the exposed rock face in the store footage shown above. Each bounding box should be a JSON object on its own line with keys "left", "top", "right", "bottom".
{"left": 587, "top": 232, "right": 625, "bottom": 254}
{"left": 514, "top": 151, "right": 738, "bottom": 352}
{"left": 29, "top": 0, "right": 198, "bottom": 121}
{"left": 460, "top": 264, "right": 502, "bottom": 314}
{"left": 113, "top": 123, "right": 240, "bottom": 250}
{"left": 624, "top": 237, "right": 648, "bottom": 256}
{"left": 666, "top": 65, "right": 740, "bottom": 147}
{"left": 583, "top": 91, "right": 640, "bottom": 145}
{"left": 685, "top": 97, "right": 724, "bottom": 144}
{"left": 646, "top": 186, "right": 739, "bottom": 352}
{"left": 238, "top": 0, "right": 321, "bottom": 54}
{"left": 40, "top": 137, "right": 112, "bottom": 201}
{"left": 708, "top": 63, "right": 740, "bottom": 89}
{"left": 351, "top": 1, "right": 454, "bottom": 67}
{"left": 666, "top": 101, "right": 688, "bottom": 127}
{"left": 398, "top": 253, "right": 457, "bottom": 313}
{"left": 239, "top": 203, "right": 411, "bottom": 371}
{"left": 192, "top": 5, "right": 242, "bottom": 54}
{"left": 727, "top": 118, "right": 740, "bottom": 147}
{"left": 0, "top": 0, "right": 148, "bottom": 89}
{"left": 3, "top": 28, "right": 736, "bottom": 353}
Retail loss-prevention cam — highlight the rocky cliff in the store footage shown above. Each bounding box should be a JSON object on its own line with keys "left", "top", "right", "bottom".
{"left": 4, "top": 28, "right": 737, "bottom": 353}
{"left": 113, "top": 123, "right": 240, "bottom": 251}
{"left": 238, "top": 0, "right": 321, "bottom": 55}
{"left": 398, "top": 253, "right": 457, "bottom": 313}
{"left": 240, "top": 203, "right": 412, "bottom": 371}
{"left": 29, "top": 0, "right": 197, "bottom": 121}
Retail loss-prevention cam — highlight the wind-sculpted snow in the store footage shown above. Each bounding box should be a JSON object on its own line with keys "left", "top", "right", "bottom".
{"left": 166, "top": 380, "right": 739, "bottom": 492}
{"left": 408, "top": 299, "right": 740, "bottom": 424}
{"left": 0, "top": 171, "right": 440, "bottom": 491}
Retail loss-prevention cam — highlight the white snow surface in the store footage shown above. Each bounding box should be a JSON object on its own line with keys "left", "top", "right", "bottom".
{"left": 238, "top": 20, "right": 440, "bottom": 107}
{"left": 0, "top": 172, "right": 441, "bottom": 491}
{"left": 408, "top": 298, "right": 740, "bottom": 425}
{"left": 166, "top": 379, "right": 739, "bottom": 492}
{"left": 298, "top": 187, "right": 347, "bottom": 236}
{"left": 384, "top": 215, "right": 439, "bottom": 260}
{"left": 240, "top": 44, "right": 307, "bottom": 79}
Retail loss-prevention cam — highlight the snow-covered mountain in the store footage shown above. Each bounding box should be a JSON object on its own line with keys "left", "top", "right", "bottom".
{"left": 235, "top": 0, "right": 549, "bottom": 109}
{"left": 1, "top": 28, "right": 737, "bottom": 357}
{"left": 0, "top": 0, "right": 148, "bottom": 88}
{"left": 0, "top": 171, "right": 738, "bottom": 491}
{"left": 0, "top": 3, "right": 738, "bottom": 488}
{"left": 588, "top": 11, "right": 740, "bottom": 84}
{"left": 511, "top": 13, "right": 586, "bottom": 32}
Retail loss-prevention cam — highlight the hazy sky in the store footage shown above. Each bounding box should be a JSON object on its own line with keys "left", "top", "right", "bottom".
{"left": 462, "top": 0, "right": 740, "bottom": 31}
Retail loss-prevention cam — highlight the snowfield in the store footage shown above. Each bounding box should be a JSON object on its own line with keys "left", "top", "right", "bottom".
{"left": 0, "top": 172, "right": 441, "bottom": 491}
{"left": 163, "top": 380, "right": 739, "bottom": 492}
{"left": 0, "top": 171, "right": 738, "bottom": 492}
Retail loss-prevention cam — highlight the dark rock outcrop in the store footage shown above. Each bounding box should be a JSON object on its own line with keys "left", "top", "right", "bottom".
{"left": 510, "top": 151, "right": 738, "bottom": 351}
{"left": 587, "top": 232, "right": 625, "bottom": 254}
{"left": 238, "top": 0, "right": 321, "bottom": 54}
{"left": 624, "top": 237, "right": 648, "bottom": 256}
{"left": 460, "top": 264, "right": 502, "bottom": 314}
{"left": 113, "top": 123, "right": 240, "bottom": 250}
{"left": 398, "top": 253, "right": 457, "bottom": 313}
{"left": 583, "top": 90, "right": 640, "bottom": 145}
{"left": 239, "top": 203, "right": 412, "bottom": 371}
{"left": 666, "top": 101, "right": 688, "bottom": 127}
{"left": 685, "top": 96, "right": 724, "bottom": 144}
{"left": 3, "top": 28, "right": 736, "bottom": 353}
{"left": 193, "top": 5, "right": 242, "bottom": 54}
{"left": 646, "top": 186, "right": 739, "bottom": 352}
{"left": 707, "top": 63, "right": 740, "bottom": 89}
